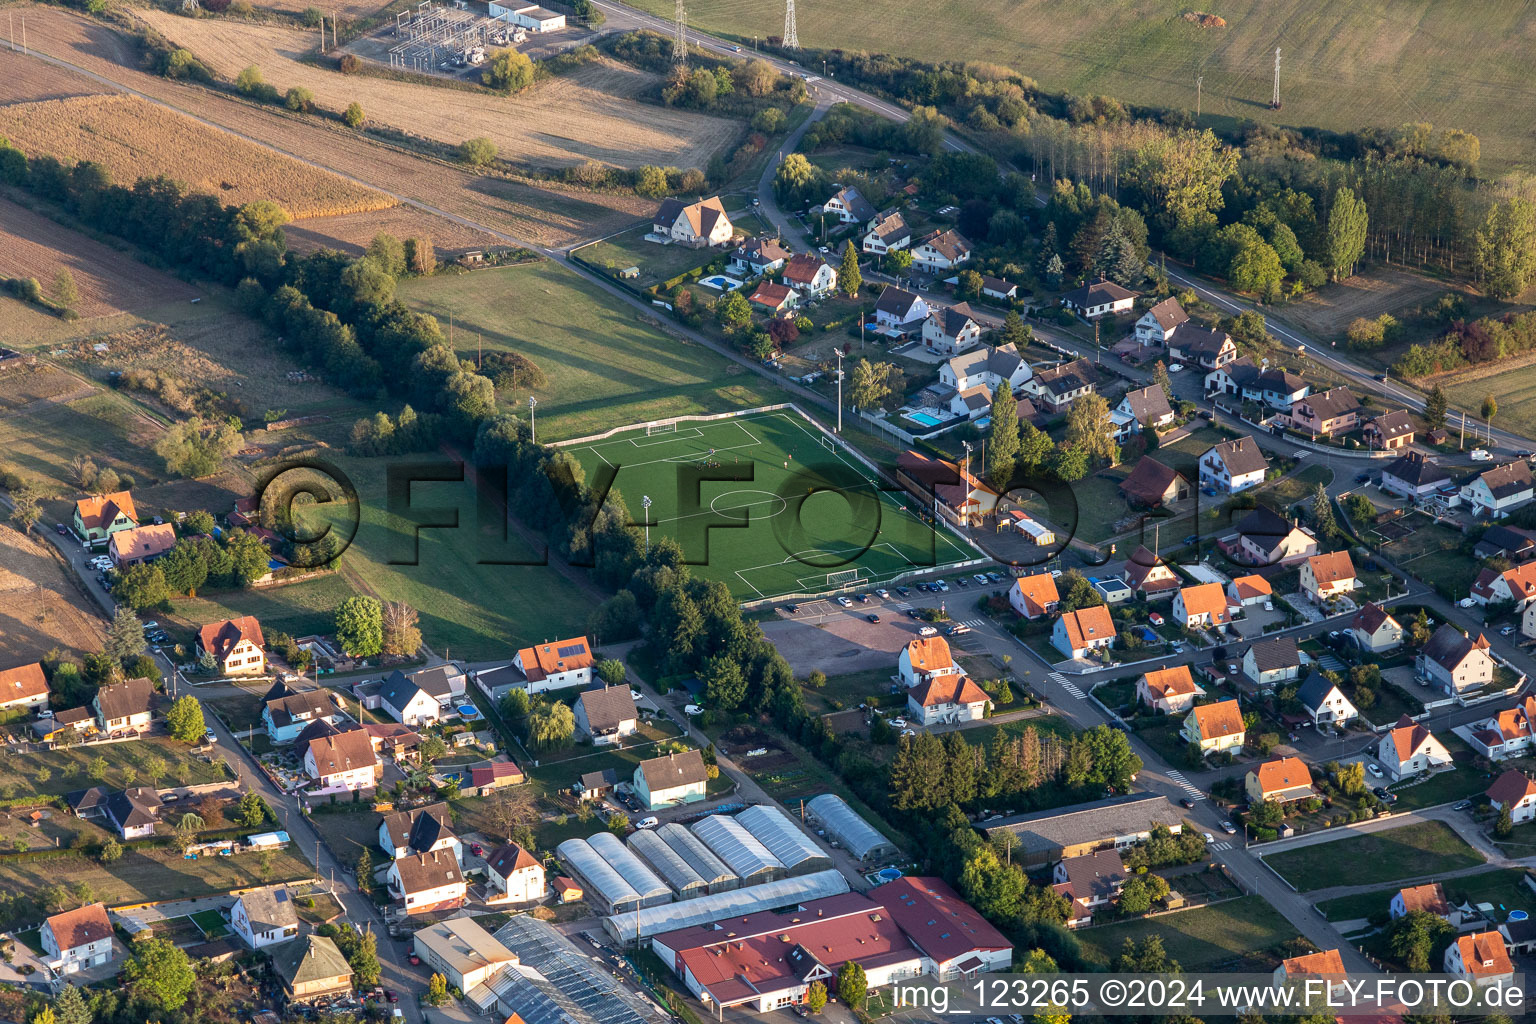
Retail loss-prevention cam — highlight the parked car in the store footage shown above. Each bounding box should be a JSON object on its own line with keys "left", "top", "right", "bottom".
{"left": 203, "top": 728, "right": 216, "bottom": 743}
{"left": 973, "top": 573, "right": 989, "bottom": 585}
{"left": 785, "top": 603, "right": 798, "bottom": 614}
{"left": 955, "top": 577, "right": 969, "bottom": 587}
{"left": 895, "top": 586, "right": 910, "bottom": 596}
{"left": 1471, "top": 449, "right": 1493, "bottom": 462}
{"left": 37, "top": 709, "right": 52, "bottom": 719}
{"left": 1453, "top": 800, "right": 1472, "bottom": 811}
{"left": 1179, "top": 797, "right": 1195, "bottom": 809}
{"left": 470, "top": 842, "right": 484, "bottom": 857}
{"left": 1458, "top": 597, "right": 1477, "bottom": 608}
{"left": 875, "top": 588, "right": 889, "bottom": 598}
{"left": 1221, "top": 821, "right": 1237, "bottom": 834}
{"left": 918, "top": 625, "right": 938, "bottom": 637}
{"left": 1202, "top": 832, "right": 1215, "bottom": 845}
{"left": 867, "top": 613, "right": 880, "bottom": 623}
{"left": 1501, "top": 625, "right": 1516, "bottom": 636}
{"left": 630, "top": 689, "right": 643, "bottom": 701}
{"left": 836, "top": 596, "right": 852, "bottom": 607}
{"left": 683, "top": 704, "right": 703, "bottom": 716}
{"left": 637, "top": 817, "right": 659, "bottom": 829}
{"left": 1366, "top": 762, "right": 1384, "bottom": 778}
{"left": 1168, "top": 363, "right": 1184, "bottom": 373}
{"left": 54, "top": 523, "right": 66, "bottom": 535}
{"left": 935, "top": 579, "right": 950, "bottom": 592}
{"left": 857, "top": 592, "right": 871, "bottom": 603}
{"left": 1355, "top": 472, "right": 1371, "bottom": 484}
{"left": 986, "top": 571, "right": 1003, "bottom": 582}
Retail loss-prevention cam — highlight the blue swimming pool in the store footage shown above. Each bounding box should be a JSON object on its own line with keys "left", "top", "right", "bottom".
{"left": 699, "top": 274, "right": 744, "bottom": 291}
{"left": 905, "top": 410, "right": 945, "bottom": 427}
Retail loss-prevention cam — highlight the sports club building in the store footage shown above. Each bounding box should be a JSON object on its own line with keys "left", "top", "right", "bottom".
{"left": 650, "top": 879, "right": 1011, "bottom": 1014}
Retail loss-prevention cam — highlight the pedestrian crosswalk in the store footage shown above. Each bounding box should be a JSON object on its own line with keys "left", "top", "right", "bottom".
{"left": 1165, "top": 768, "right": 1205, "bottom": 802}
{"left": 1207, "top": 840, "right": 1233, "bottom": 852}
{"left": 1050, "top": 673, "right": 1087, "bottom": 699}
{"left": 958, "top": 618, "right": 986, "bottom": 628}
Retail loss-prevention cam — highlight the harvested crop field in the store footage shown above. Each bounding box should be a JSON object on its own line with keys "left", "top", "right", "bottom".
{"left": 0, "top": 521, "right": 107, "bottom": 664}
{"left": 284, "top": 205, "right": 501, "bottom": 258}
{"left": 0, "top": 46, "right": 109, "bottom": 104}
{"left": 134, "top": 10, "right": 738, "bottom": 170}
{"left": 0, "top": 94, "right": 391, "bottom": 218}
{"left": 0, "top": 198, "right": 202, "bottom": 318}
{"left": 1284, "top": 267, "right": 1453, "bottom": 342}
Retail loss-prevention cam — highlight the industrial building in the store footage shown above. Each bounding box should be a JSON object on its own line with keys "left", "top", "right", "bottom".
{"left": 493, "top": 915, "right": 668, "bottom": 1024}
{"left": 806, "top": 794, "right": 900, "bottom": 863}
{"left": 628, "top": 828, "right": 709, "bottom": 899}
{"left": 556, "top": 838, "right": 641, "bottom": 914}
{"left": 603, "top": 869, "right": 849, "bottom": 944}
{"left": 656, "top": 823, "right": 739, "bottom": 892}
{"left": 691, "top": 814, "right": 783, "bottom": 884}
{"left": 587, "top": 831, "right": 671, "bottom": 908}
{"left": 978, "top": 793, "right": 1183, "bottom": 868}
{"left": 735, "top": 804, "right": 832, "bottom": 876}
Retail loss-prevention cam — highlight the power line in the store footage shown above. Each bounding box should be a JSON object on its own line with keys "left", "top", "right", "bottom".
{"left": 672, "top": 0, "right": 686, "bottom": 65}
{"left": 1195, "top": 73, "right": 1202, "bottom": 117}
{"left": 1271, "top": 47, "right": 1281, "bottom": 109}
{"left": 783, "top": 0, "right": 797, "bottom": 49}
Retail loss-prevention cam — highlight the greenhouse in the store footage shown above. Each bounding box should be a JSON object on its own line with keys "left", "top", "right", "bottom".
{"left": 556, "top": 838, "right": 641, "bottom": 914}
{"left": 588, "top": 831, "right": 672, "bottom": 908}
{"left": 806, "top": 793, "right": 900, "bottom": 863}
{"left": 656, "top": 822, "right": 740, "bottom": 892}
{"left": 736, "top": 804, "right": 833, "bottom": 876}
{"left": 601, "top": 868, "right": 851, "bottom": 944}
{"left": 628, "top": 828, "right": 709, "bottom": 899}
{"left": 493, "top": 915, "right": 668, "bottom": 1024}
{"left": 691, "top": 814, "right": 783, "bottom": 885}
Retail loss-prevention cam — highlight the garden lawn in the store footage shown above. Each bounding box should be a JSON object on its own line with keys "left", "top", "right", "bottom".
{"left": 1387, "top": 765, "right": 1484, "bottom": 811}
{"left": 1380, "top": 520, "right": 1480, "bottom": 599}
{"left": 309, "top": 806, "right": 386, "bottom": 863}
{"left": 577, "top": 225, "right": 723, "bottom": 289}
{"left": 0, "top": 737, "right": 227, "bottom": 796}
{"left": 1316, "top": 867, "right": 1536, "bottom": 922}
{"left": 1263, "top": 820, "right": 1484, "bottom": 892}
{"left": 190, "top": 908, "right": 229, "bottom": 938}
{"left": 204, "top": 692, "right": 267, "bottom": 734}
{"left": 1076, "top": 895, "right": 1300, "bottom": 970}
{"left": 1150, "top": 427, "right": 1233, "bottom": 480}
{"left": 165, "top": 574, "right": 357, "bottom": 653}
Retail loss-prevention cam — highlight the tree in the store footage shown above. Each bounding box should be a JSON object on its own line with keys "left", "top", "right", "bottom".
{"left": 105, "top": 606, "right": 147, "bottom": 662}
{"left": 238, "top": 791, "right": 270, "bottom": 829}
{"left": 1000, "top": 310, "right": 1031, "bottom": 348}
{"left": 1326, "top": 187, "right": 1369, "bottom": 281}
{"left": 7, "top": 484, "right": 41, "bottom": 536}
{"left": 1311, "top": 482, "right": 1338, "bottom": 540}
{"left": 1065, "top": 392, "right": 1118, "bottom": 465}
{"left": 153, "top": 415, "right": 243, "bottom": 478}
{"left": 1335, "top": 761, "right": 1366, "bottom": 796}
{"left": 166, "top": 695, "right": 206, "bottom": 744}
{"left": 1482, "top": 394, "right": 1498, "bottom": 433}
{"left": 483, "top": 48, "right": 534, "bottom": 91}
{"left": 419, "top": 735, "right": 448, "bottom": 763}
{"left": 1496, "top": 803, "right": 1514, "bottom": 838}
{"left": 159, "top": 540, "right": 208, "bottom": 597}
{"left": 1050, "top": 443, "right": 1090, "bottom": 482}
{"left": 988, "top": 381, "right": 1020, "bottom": 488}
{"left": 51, "top": 268, "right": 79, "bottom": 312}
{"left": 380, "top": 601, "right": 422, "bottom": 657}
{"left": 1250, "top": 798, "right": 1284, "bottom": 828}
{"left": 356, "top": 848, "right": 373, "bottom": 895}
{"left": 98, "top": 836, "right": 122, "bottom": 863}
{"left": 1058, "top": 570, "right": 1104, "bottom": 613}
{"left": 886, "top": 248, "right": 913, "bottom": 275}
{"left": 1126, "top": 129, "right": 1239, "bottom": 236}
{"left": 838, "top": 241, "right": 862, "bottom": 298}
{"left": 334, "top": 595, "right": 384, "bottom": 658}
{"left": 29, "top": 1008, "right": 55, "bottom": 1024}
{"left": 1016, "top": 422, "right": 1053, "bottom": 478}
{"left": 528, "top": 700, "right": 575, "bottom": 748}
{"left": 597, "top": 659, "right": 626, "bottom": 685}
{"left": 284, "top": 86, "right": 315, "bottom": 112}
{"left": 52, "top": 986, "right": 90, "bottom": 1024}
{"left": 1409, "top": 608, "right": 1433, "bottom": 646}
{"left": 805, "top": 980, "right": 828, "bottom": 1013}
{"left": 343, "top": 102, "right": 365, "bottom": 128}
{"left": 847, "top": 358, "right": 891, "bottom": 411}
{"left": 459, "top": 137, "right": 498, "bottom": 167}
{"left": 112, "top": 562, "right": 169, "bottom": 612}
{"left": 1386, "top": 909, "right": 1454, "bottom": 971}
{"left": 836, "top": 960, "right": 867, "bottom": 1009}
{"left": 1474, "top": 198, "right": 1536, "bottom": 299}
{"left": 1425, "top": 384, "right": 1448, "bottom": 431}
{"left": 1153, "top": 360, "right": 1173, "bottom": 402}
{"left": 427, "top": 973, "right": 449, "bottom": 1006}
{"left": 1118, "top": 872, "right": 1170, "bottom": 914}
{"left": 124, "top": 937, "right": 196, "bottom": 1011}
{"left": 773, "top": 152, "right": 818, "bottom": 207}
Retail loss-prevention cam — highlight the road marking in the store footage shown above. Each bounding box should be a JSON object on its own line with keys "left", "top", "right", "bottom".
{"left": 1049, "top": 673, "right": 1087, "bottom": 699}
{"left": 1208, "top": 841, "right": 1233, "bottom": 852}
{"left": 1164, "top": 769, "right": 1205, "bottom": 802}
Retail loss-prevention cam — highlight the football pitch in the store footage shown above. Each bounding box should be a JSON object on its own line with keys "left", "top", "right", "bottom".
{"left": 560, "top": 409, "right": 977, "bottom": 600}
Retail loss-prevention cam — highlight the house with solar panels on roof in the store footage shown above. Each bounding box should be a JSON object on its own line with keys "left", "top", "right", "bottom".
{"left": 230, "top": 885, "right": 299, "bottom": 949}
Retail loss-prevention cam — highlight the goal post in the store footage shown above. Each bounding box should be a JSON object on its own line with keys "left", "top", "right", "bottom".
{"left": 819, "top": 434, "right": 839, "bottom": 453}
{"left": 826, "top": 568, "right": 860, "bottom": 589}
{"left": 646, "top": 421, "right": 678, "bottom": 436}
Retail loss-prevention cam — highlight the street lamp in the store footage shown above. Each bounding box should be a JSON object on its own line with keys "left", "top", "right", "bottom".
{"left": 528, "top": 395, "right": 538, "bottom": 444}
{"left": 642, "top": 495, "right": 652, "bottom": 555}
{"left": 834, "top": 349, "right": 844, "bottom": 433}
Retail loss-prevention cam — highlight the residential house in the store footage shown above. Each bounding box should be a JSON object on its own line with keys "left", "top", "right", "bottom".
{"left": 939, "top": 344, "right": 1030, "bottom": 394}
{"left": 485, "top": 843, "right": 545, "bottom": 903}
{"left": 1026, "top": 358, "right": 1096, "bottom": 413}
{"left": 1499, "top": 918, "right": 1536, "bottom": 955}
{"left": 576, "top": 768, "right": 618, "bottom": 802}
{"left": 1377, "top": 715, "right": 1452, "bottom": 780}
{"left": 1167, "top": 323, "right": 1237, "bottom": 369}
{"left": 1390, "top": 882, "right": 1455, "bottom": 923}
{"left": 1108, "top": 407, "right": 1139, "bottom": 444}
{"left": 1273, "top": 949, "right": 1347, "bottom": 996}
{"left": 1173, "top": 582, "right": 1230, "bottom": 629}
{"left": 894, "top": 450, "right": 998, "bottom": 527}
{"left": 1009, "top": 574, "right": 1060, "bottom": 619}
{"left": 898, "top": 636, "right": 961, "bottom": 688}
{"left": 1136, "top": 665, "right": 1202, "bottom": 714}
{"left": 1181, "top": 699, "right": 1245, "bottom": 755}
{"left": 907, "top": 675, "right": 991, "bottom": 726}
{"left": 1133, "top": 297, "right": 1188, "bottom": 346}
{"left": 0, "top": 661, "right": 49, "bottom": 712}
{"left": 1486, "top": 770, "right": 1536, "bottom": 825}
{"left": 1380, "top": 451, "right": 1452, "bottom": 501}
{"left": 1245, "top": 756, "right": 1315, "bottom": 805}
{"left": 1445, "top": 932, "right": 1514, "bottom": 987}
{"left": 230, "top": 886, "right": 299, "bottom": 949}
{"left": 1060, "top": 279, "right": 1136, "bottom": 319}
{"left": 512, "top": 636, "right": 594, "bottom": 694}
{"left": 1241, "top": 637, "right": 1302, "bottom": 691}
{"left": 747, "top": 281, "right": 799, "bottom": 313}
{"left": 1232, "top": 506, "right": 1318, "bottom": 566}
{"left": 92, "top": 677, "right": 155, "bottom": 734}
{"left": 1351, "top": 603, "right": 1403, "bottom": 653}
{"left": 104, "top": 787, "right": 160, "bottom": 840}
{"left": 108, "top": 523, "right": 177, "bottom": 567}
{"left": 1289, "top": 388, "right": 1361, "bottom": 438}
{"left": 1417, "top": 624, "right": 1495, "bottom": 695}
{"left": 873, "top": 286, "right": 930, "bottom": 334}
{"left": 1468, "top": 698, "right": 1536, "bottom": 760}
{"left": 1119, "top": 457, "right": 1189, "bottom": 508}
{"left": 272, "top": 934, "right": 354, "bottom": 1004}
{"left": 573, "top": 685, "right": 638, "bottom": 746}
{"left": 1461, "top": 461, "right": 1536, "bottom": 519}
{"left": 782, "top": 253, "right": 837, "bottom": 298}
{"left": 414, "top": 917, "right": 516, "bottom": 993}
{"left": 729, "top": 237, "right": 790, "bottom": 277}
{"left": 380, "top": 803, "right": 460, "bottom": 862}
{"left": 652, "top": 197, "right": 732, "bottom": 248}
{"left": 1051, "top": 850, "right": 1126, "bottom": 927}
{"left": 634, "top": 749, "right": 708, "bottom": 809}
{"left": 387, "top": 849, "right": 467, "bottom": 914}
{"left": 949, "top": 383, "right": 993, "bottom": 420}
{"left": 72, "top": 490, "right": 137, "bottom": 547}
{"left": 862, "top": 210, "right": 911, "bottom": 255}
{"left": 379, "top": 669, "right": 449, "bottom": 727}
{"left": 1227, "top": 574, "right": 1272, "bottom": 607}
{"left": 1123, "top": 545, "right": 1180, "bottom": 598}
{"left": 981, "top": 276, "right": 1018, "bottom": 302}
{"left": 41, "top": 903, "right": 114, "bottom": 975}
{"left": 1473, "top": 562, "right": 1536, "bottom": 610}
{"left": 912, "top": 228, "right": 972, "bottom": 272}
{"left": 262, "top": 684, "right": 341, "bottom": 745}
{"left": 467, "top": 760, "right": 523, "bottom": 793}
{"left": 1474, "top": 525, "right": 1536, "bottom": 562}
{"left": 1052, "top": 606, "right": 1117, "bottom": 660}
{"left": 1297, "top": 670, "right": 1358, "bottom": 727}
{"left": 1200, "top": 436, "right": 1269, "bottom": 494}
{"left": 1362, "top": 410, "right": 1415, "bottom": 450}
{"left": 1204, "top": 356, "right": 1260, "bottom": 400}
{"left": 1243, "top": 368, "right": 1310, "bottom": 410}
{"left": 1117, "top": 386, "right": 1175, "bottom": 433}
{"left": 1300, "top": 551, "right": 1356, "bottom": 605}
{"left": 922, "top": 303, "right": 984, "bottom": 356}
{"left": 822, "top": 186, "right": 876, "bottom": 224}
{"left": 198, "top": 615, "right": 266, "bottom": 678}
{"left": 303, "top": 725, "right": 379, "bottom": 794}
{"left": 1523, "top": 599, "right": 1536, "bottom": 642}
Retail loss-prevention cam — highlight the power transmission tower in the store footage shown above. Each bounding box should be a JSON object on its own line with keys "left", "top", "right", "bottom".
{"left": 672, "top": 0, "right": 686, "bottom": 66}
{"left": 783, "top": 0, "right": 798, "bottom": 49}
{"left": 1270, "top": 47, "right": 1281, "bottom": 109}
{"left": 1195, "top": 74, "right": 1203, "bottom": 117}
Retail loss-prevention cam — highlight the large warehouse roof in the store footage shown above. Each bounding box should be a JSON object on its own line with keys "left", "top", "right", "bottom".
{"left": 691, "top": 815, "right": 782, "bottom": 882}
{"left": 656, "top": 822, "right": 739, "bottom": 891}
{"left": 735, "top": 804, "right": 831, "bottom": 874}
{"left": 494, "top": 914, "right": 668, "bottom": 1024}
{"left": 628, "top": 828, "right": 708, "bottom": 897}
{"left": 807, "top": 793, "right": 899, "bottom": 862}
{"left": 557, "top": 838, "right": 640, "bottom": 912}
{"left": 588, "top": 831, "right": 671, "bottom": 907}
{"left": 602, "top": 869, "right": 851, "bottom": 943}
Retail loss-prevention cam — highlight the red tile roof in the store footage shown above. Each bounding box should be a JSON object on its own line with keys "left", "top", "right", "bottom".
{"left": 1389, "top": 717, "right": 1439, "bottom": 763}
{"left": 1250, "top": 756, "right": 1313, "bottom": 798}
{"left": 198, "top": 615, "right": 265, "bottom": 662}
{"left": 908, "top": 675, "right": 990, "bottom": 709}
{"left": 1141, "top": 666, "right": 1196, "bottom": 699}
{"left": 903, "top": 636, "right": 955, "bottom": 675}
{"left": 1486, "top": 769, "right": 1536, "bottom": 810}
{"left": 0, "top": 662, "right": 48, "bottom": 705}
{"left": 1281, "top": 948, "right": 1346, "bottom": 977}
{"left": 108, "top": 523, "right": 177, "bottom": 562}
{"left": 1178, "top": 582, "right": 1229, "bottom": 623}
{"left": 1306, "top": 551, "right": 1356, "bottom": 589}
{"left": 1396, "top": 882, "right": 1450, "bottom": 916}
{"left": 45, "top": 902, "right": 112, "bottom": 952}
{"left": 1059, "top": 605, "right": 1115, "bottom": 650}
{"left": 1454, "top": 931, "right": 1512, "bottom": 976}
{"left": 515, "top": 637, "right": 592, "bottom": 682}
{"left": 1189, "top": 699, "right": 1244, "bottom": 741}
{"left": 1012, "top": 574, "right": 1059, "bottom": 616}
{"left": 1231, "top": 575, "right": 1271, "bottom": 599}
{"left": 73, "top": 491, "right": 136, "bottom": 531}
{"left": 880, "top": 876, "right": 1010, "bottom": 965}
